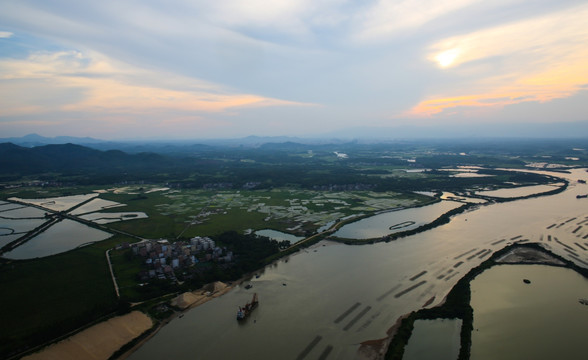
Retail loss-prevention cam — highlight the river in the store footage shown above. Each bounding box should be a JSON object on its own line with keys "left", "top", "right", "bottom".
{"left": 470, "top": 265, "right": 588, "bottom": 360}
{"left": 128, "top": 168, "right": 588, "bottom": 360}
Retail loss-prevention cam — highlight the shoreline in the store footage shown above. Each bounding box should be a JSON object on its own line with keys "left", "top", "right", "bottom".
{"left": 117, "top": 275, "right": 249, "bottom": 359}
{"left": 330, "top": 179, "right": 568, "bottom": 245}
{"left": 116, "top": 242, "right": 323, "bottom": 359}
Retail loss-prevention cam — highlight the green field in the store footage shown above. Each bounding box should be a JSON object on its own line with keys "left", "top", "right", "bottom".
{"left": 0, "top": 235, "right": 131, "bottom": 358}
{"left": 96, "top": 188, "right": 428, "bottom": 239}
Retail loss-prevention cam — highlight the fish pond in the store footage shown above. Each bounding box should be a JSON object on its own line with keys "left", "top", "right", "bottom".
{"left": 254, "top": 229, "right": 304, "bottom": 244}
{"left": 332, "top": 200, "right": 462, "bottom": 239}
{"left": 2, "top": 219, "right": 112, "bottom": 259}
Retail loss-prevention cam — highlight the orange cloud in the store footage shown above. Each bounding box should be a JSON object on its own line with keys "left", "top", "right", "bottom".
{"left": 411, "top": 3, "right": 588, "bottom": 117}
{"left": 411, "top": 85, "right": 578, "bottom": 117}
{"left": 61, "top": 77, "right": 300, "bottom": 113}
{"left": 0, "top": 50, "right": 313, "bottom": 117}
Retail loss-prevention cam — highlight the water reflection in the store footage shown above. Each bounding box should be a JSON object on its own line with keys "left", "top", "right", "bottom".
{"left": 3, "top": 219, "right": 112, "bottom": 259}
{"left": 470, "top": 265, "right": 588, "bottom": 360}
{"left": 476, "top": 184, "right": 561, "bottom": 198}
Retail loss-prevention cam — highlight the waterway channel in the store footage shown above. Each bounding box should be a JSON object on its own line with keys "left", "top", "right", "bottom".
{"left": 128, "top": 169, "right": 588, "bottom": 360}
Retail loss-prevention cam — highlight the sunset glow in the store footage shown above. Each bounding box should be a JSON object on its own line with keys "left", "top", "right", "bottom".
{"left": 1, "top": 1, "right": 587, "bottom": 138}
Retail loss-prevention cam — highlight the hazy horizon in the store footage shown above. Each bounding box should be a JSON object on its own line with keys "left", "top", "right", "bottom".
{"left": 1, "top": 1, "right": 587, "bottom": 139}
{"left": 4, "top": 120, "right": 588, "bottom": 143}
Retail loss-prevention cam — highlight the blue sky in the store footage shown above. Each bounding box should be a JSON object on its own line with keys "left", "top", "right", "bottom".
{"left": 1, "top": 0, "right": 587, "bottom": 139}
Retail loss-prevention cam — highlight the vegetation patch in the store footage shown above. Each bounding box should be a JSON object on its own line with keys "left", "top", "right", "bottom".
{"left": 0, "top": 246, "right": 119, "bottom": 358}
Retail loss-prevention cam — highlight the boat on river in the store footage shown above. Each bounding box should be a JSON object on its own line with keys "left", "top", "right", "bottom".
{"left": 237, "top": 293, "right": 258, "bottom": 321}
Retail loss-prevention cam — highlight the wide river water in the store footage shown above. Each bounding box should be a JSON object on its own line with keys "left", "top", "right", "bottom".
{"left": 129, "top": 169, "right": 588, "bottom": 360}
{"left": 470, "top": 264, "right": 588, "bottom": 360}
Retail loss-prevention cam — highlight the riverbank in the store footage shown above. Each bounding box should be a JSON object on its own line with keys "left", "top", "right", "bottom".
{"left": 117, "top": 279, "right": 242, "bottom": 359}
{"left": 330, "top": 202, "right": 472, "bottom": 244}
{"left": 174, "top": 281, "right": 232, "bottom": 310}
{"left": 357, "top": 313, "right": 412, "bottom": 360}
{"left": 330, "top": 178, "right": 568, "bottom": 245}
{"left": 21, "top": 311, "right": 152, "bottom": 360}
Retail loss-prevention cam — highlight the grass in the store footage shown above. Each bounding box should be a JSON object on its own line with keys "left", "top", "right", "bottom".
{"left": 184, "top": 208, "right": 271, "bottom": 236}
{"left": 0, "top": 237, "right": 125, "bottom": 358}
{"left": 0, "top": 185, "right": 100, "bottom": 200}
{"left": 100, "top": 192, "right": 182, "bottom": 238}
{"left": 95, "top": 189, "right": 431, "bottom": 239}
{"left": 109, "top": 249, "right": 146, "bottom": 300}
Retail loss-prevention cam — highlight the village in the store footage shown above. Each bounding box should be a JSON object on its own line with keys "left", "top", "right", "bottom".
{"left": 122, "top": 236, "right": 234, "bottom": 283}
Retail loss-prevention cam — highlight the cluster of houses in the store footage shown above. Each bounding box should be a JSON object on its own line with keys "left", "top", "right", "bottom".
{"left": 311, "top": 183, "right": 376, "bottom": 191}
{"left": 1, "top": 180, "right": 76, "bottom": 189}
{"left": 128, "top": 236, "right": 234, "bottom": 282}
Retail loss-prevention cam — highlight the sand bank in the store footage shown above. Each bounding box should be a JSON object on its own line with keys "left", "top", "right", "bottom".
{"left": 23, "top": 311, "right": 152, "bottom": 360}
{"left": 171, "top": 281, "right": 230, "bottom": 310}
{"left": 170, "top": 281, "right": 233, "bottom": 310}
{"left": 496, "top": 246, "right": 565, "bottom": 265}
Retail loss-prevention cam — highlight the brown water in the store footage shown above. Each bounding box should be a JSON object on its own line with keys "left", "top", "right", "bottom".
{"left": 128, "top": 169, "right": 588, "bottom": 360}
{"left": 475, "top": 184, "right": 561, "bottom": 198}
{"left": 470, "top": 265, "right": 588, "bottom": 360}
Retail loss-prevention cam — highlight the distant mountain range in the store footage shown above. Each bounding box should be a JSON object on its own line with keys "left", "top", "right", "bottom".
{"left": 1, "top": 136, "right": 587, "bottom": 186}
{"left": 0, "top": 133, "right": 104, "bottom": 147}
{"left": 3, "top": 123, "right": 588, "bottom": 159}
{"left": 0, "top": 134, "right": 322, "bottom": 153}
{"left": 3, "top": 120, "right": 588, "bottom": 149}
{"left": 0, "top": 142, "right": 172, "bottom": 178}
{"left": 0, "top": 133, "right": 316, "bottom": 147}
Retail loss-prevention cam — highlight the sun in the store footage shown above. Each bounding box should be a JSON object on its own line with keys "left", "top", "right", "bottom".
{"left": 434, "top": 49, "right": 459, "bottom": 68}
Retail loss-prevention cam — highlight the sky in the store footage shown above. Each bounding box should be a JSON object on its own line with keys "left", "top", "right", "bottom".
{"left": 1, "top": 0, "right": 587, "bottom": 140}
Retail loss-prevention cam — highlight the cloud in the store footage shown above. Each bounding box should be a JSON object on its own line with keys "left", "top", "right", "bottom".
{"left": 352, "top": 0, "right": 481, "bottom": 42}
{"left": 0, "top": 50, "right": 312, "bottom": 118}
{"left": 0, "top": 31, "right": 13, "bottom": 38}
{"left": 409, "top": 3, "right": 588, "bottom": 117}
{"left": 1, "top": 1, "right": 587, "bottom": 138}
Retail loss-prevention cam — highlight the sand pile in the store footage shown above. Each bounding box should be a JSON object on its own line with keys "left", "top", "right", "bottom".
{"left": 171, "top": 292, "right": 200, "bottom": 309}
{"left": 210, "top": 281, "right": 228, "bottom": 293}
{"left": 23, "top": 311, "right": 152, "bottom": 360}
{"left": 172, "top": 282, "right": 229, "bottom": 309}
